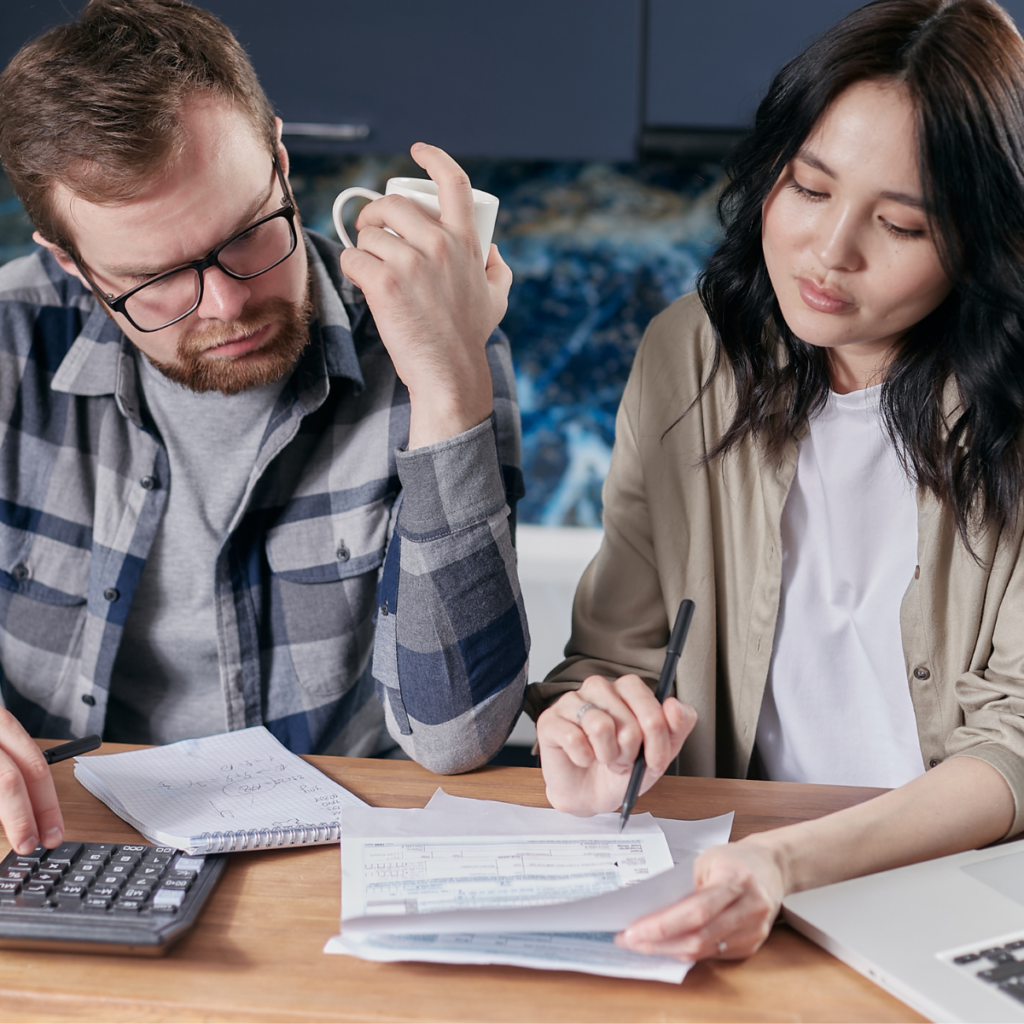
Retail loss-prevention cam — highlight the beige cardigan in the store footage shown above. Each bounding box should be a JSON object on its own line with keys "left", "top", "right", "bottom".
{"left": 525, "top": 292, "right": 1024, "bottom": 836}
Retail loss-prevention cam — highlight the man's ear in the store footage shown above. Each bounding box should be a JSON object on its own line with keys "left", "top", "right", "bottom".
{"left": 32, "top": 231, "right": 90, "bottom": 288}
{"left": 274, "top": 117, "right": 291, "bottom": 180}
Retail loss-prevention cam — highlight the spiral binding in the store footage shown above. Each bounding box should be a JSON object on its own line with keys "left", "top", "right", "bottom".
{"left": 194, "top": 821, "right": 342, "bottom": 854}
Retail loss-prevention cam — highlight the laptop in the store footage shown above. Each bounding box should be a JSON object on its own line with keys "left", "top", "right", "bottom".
{"left": 783, "top": 838, "right": 1024, "bottom": 1023}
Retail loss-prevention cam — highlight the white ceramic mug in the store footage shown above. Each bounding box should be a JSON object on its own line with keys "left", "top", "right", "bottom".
{"left": 332, "top": 177, "right": 499, "bottom": 265}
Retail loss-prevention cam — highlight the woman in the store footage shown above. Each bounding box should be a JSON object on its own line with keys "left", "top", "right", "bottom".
{"left": 527, "top": 0, "right": 1024, "bottom": 963}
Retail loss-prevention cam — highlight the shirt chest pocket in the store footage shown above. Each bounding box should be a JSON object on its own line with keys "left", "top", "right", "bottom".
{"left": 0, "top": 523, "right": 91, "bottom": 702}
{"left": 264, "top": 498, "right": 392, "bottom": 583}
{"left": 0, "top": 524, "right": 91, "bottom": 605}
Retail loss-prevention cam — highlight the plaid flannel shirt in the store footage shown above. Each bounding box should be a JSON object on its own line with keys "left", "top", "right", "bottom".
{"left": 0, "top": 231, "right": 528, "bottom": 772}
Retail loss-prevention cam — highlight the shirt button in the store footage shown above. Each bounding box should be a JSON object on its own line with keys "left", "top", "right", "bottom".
{"left": 336, "top": 544, "right": 350, "bottom": 562}
{"left": 379, "top": 601, "right": 389, "bottom": 617}
{"left": 103, "top": 587, "right": 120, "bottom": 602}
{"left": 140, "top": 476, "right": 158, "bottom": 490}
{"left": 914, "top": 564, "right": 920, "bottom": 580}
{"left": 914, "top": 667, "right": 931, "bottom": 680}
{"left": 929, "top": 757, "right": 941, "bottom": 768}
{"left": 81, "top": 694, "right": 96, "bottom": 706}
{"left": 11, "top": 563, "right": 29, "bottom": 581}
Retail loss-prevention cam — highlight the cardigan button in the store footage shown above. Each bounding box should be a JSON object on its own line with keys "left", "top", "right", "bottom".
{"left": 914, "top": 564, "right": 920, "bottom": 580}
{"left": 11, "top": 563, "right": 29, "bottom": 581}
{"left": 140, "top": 476, "right": 158, "bottom": 490}
{"left": 913, "top": 667, "right": 930, "bottom": 680}
{"left": 103, "top": 587, "right": 120, "bottom": 602}
{"left": 336, "top": 544, "right": 350, "bottom": 562}
{"left": 81, "top": 694, "right": 96, "bottom": 706}
{"left": 929, "top": 757, "right": 941, "bottom": 768}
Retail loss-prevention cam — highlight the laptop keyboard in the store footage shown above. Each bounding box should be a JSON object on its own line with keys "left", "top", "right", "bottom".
{"left": 939, "top": 930, "right": 1024, "bottom": 1007}
{"left": 0, "top": 840, "right": 226, "bottom": 954}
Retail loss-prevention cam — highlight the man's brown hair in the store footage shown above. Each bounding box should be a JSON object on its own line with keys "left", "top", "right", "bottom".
{"left": 0, "top": 0, "right": 278, "bottom": 257}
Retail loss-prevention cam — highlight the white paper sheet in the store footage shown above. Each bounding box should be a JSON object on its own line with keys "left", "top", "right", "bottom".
{"left": 325, "top": 789, "right": 734, "bottom": 983}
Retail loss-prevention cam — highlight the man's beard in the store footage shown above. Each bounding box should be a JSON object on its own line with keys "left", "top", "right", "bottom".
{"left": 147, "top": 291, "right": 313, "bottom": 396}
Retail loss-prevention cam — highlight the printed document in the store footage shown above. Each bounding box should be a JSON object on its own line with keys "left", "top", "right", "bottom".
{"left": 325, "top": 790, "right": 734, "bottom": 982}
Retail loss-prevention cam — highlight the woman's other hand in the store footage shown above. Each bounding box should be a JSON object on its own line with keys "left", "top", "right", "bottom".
{"left": 616, "top": 838, "right": 786, "bottom": 961}
{"left": 536, "top": 674, "right": 696, "bottom": 816}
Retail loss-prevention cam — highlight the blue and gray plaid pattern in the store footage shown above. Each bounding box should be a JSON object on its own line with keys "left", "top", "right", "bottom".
{"left": 0, "top": 231, "right": 527, "bottom": 772}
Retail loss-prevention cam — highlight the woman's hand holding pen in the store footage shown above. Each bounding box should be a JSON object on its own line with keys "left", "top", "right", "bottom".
{"left": 615, "top": 839, "right": 786, "bottom": 962}
{"left": 536, "top": 675, "right": 696, "bottom": 817}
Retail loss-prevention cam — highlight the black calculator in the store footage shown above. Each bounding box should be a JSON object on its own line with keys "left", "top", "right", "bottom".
{"left": 0, "top": 840, "right": 227, "bottom": 955}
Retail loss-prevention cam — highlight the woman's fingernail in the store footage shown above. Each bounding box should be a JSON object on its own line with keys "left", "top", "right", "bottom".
{"left": 44, "top": 827, "right": 63, "bottom": 846}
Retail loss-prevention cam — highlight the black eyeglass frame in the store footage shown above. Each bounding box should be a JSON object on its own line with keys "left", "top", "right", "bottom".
{"left": 72, "top": 155, "right": 298, "bottom": 333}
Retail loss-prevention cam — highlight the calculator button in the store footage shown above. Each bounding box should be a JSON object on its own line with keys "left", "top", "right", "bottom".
{"left": 56, "top": 884, "right": 87, "bottom": 899}
{"left": 152, "top": 888, "right": 186, "bottom": 908}
{"left": 112, "top": 899, "right": 144, "bottom": 913}
{"left": 119, "top": 845, "right": 148, "bottom": 853}
{"left": 82, "top": 897, "right": 111, "bottom": 911}
{"left": 91, "top": 886, "right": 119, "bottom": 900}
{"left": 160, "top": 877, "right": 191, "bottom": 892}
{"left": 0, "top": 869, "right": 28, "bottom": 882}
{"left": 41, "top": 842, "right": 82, "bottom": 865}
{"left": 81, "top": 852, "right": 110, "bottom": 867}
{"left": 0, "top": 880, "right": 21, "bottom": 896}
{"left": 99, "top": 875, "right": 128, "bottom": 890}
{"left": 23, "top": 881, "right": 53, "bottom": 896}
{"left": 136, "top": 865, "right": 165, "bottom": 881}
{"left": 121, "top": 886, "right": 149, "bottom": 900}
{"left": 150, "top": 903, "right": 178, "bottom": 915}
{"left": 106, "top": 863, "right": 132, "bottom": 876}
{"left": 110, "top": 852, "right": 142, "bottom": 868}
{"left": 13, "top": 894, "right": 53, "bottom": 910}
{"left": 34, "top": 870, "right": 64, "bottom": 886}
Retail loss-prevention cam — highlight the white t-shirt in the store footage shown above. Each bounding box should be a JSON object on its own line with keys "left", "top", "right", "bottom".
{"left": 755, "top": 384, "right": 925, "bottom": 788}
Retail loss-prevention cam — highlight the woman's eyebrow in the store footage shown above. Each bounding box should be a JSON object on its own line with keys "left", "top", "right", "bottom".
{"left": 795, "top": 148, "right": 924, "bottom": 209}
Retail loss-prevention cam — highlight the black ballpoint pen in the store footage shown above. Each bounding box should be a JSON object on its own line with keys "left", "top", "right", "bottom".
{"left": 42, "top": 734, "right": 102, "bottom": 765}
{"left": 618, "top": 599, "right": 695, "bottom": 831}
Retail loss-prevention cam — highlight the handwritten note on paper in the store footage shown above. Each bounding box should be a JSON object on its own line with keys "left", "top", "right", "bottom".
{"left": 74, "top": 726, "right": 367, "bottom": 852}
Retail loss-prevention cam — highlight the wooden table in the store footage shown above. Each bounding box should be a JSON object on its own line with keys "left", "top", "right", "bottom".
{"left": 0, "top": 743, "right": 925, "bottom": 1023}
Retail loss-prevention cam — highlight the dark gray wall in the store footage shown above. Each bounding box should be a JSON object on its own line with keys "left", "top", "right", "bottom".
{"left": 6, "top": 1, "right": 1024, "bottom": 158}
{"left": 647, "top": 0, "right": 1024, "bottom": 130}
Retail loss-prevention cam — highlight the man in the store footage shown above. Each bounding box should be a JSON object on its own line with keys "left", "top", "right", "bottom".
{"left": 0, "top": 0, "right": 528, "bottom": 855}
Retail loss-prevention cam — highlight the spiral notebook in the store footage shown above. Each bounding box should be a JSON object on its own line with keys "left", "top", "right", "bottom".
{"left": 73, "top": 726, "right": 368, "bottom": 854}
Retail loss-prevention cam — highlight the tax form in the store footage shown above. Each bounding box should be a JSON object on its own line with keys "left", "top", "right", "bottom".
{"left": 325, "top": 790, "right": 734, "bottom": 982}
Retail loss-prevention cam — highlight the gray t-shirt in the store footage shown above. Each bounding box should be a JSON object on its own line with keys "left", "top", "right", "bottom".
{"left": 105, "top": 353, "right": 287, "bottom": 744}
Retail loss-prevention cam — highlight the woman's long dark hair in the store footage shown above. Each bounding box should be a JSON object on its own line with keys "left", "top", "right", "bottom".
{"left": 697, "top": 0, "right": 1024, "bottom": 548}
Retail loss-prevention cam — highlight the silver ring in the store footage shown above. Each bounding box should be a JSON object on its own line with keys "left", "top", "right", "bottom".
{"left": 716, "top": 939, "right": 727, "bottom": 955}
{"left": 576, "top": 702, "right": 597, "bottom": 724}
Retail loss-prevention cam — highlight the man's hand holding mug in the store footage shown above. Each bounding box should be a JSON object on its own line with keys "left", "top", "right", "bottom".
{"left": 334, "top": 143, "right": 511, "bottom": 449}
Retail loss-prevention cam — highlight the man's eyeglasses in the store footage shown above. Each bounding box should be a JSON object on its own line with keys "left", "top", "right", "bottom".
{"left": 73, "top": 156, "right": 298, "bottom": 333}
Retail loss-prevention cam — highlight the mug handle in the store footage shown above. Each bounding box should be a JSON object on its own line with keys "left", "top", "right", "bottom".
{"left": 332, "top": 187, "right": 384, "bottom": 248}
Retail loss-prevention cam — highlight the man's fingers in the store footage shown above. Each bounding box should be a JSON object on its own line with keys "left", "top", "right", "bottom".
{"left": 409, "top": 142, "right": 478, "bottom": 242}
{"left": 0, "top": 712, "right": 64, "bottom": 853}
{"left": 355, "top": 195, "right": 441, "bottom": 256}
{"left": 0, "top": 747, "right": 39, "bottom": 854}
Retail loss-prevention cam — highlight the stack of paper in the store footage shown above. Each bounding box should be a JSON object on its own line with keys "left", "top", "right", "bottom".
{"left": 326, "top": 790, "right": 733, "bottom": 983}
